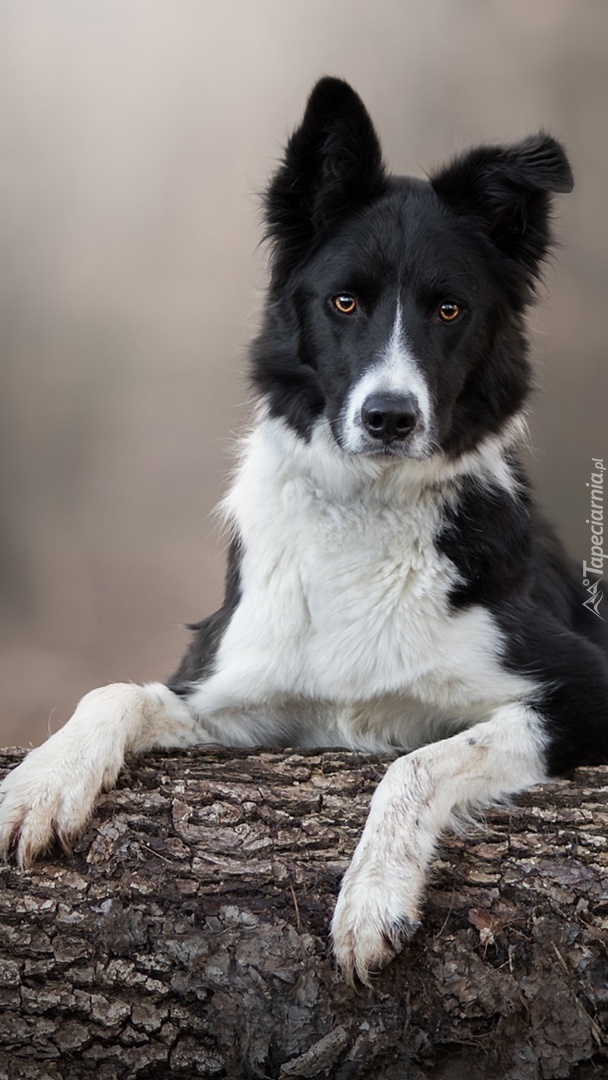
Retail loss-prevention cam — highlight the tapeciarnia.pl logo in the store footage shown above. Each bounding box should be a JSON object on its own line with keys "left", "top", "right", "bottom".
{"left": 582, "top": 457, "right": 605, "bottom": 619}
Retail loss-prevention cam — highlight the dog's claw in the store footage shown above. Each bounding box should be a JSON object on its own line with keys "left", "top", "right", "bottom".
{"left": 331, "top": 863, "right": 420, "bottom": 985}
{"left": 0, "top": 741, "right": 104, "bottom": 867}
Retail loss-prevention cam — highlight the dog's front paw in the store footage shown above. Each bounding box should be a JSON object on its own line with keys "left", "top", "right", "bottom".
{"left": 331, "top": 848, "right": 422, "bottom": 985}
{"left": 0, "top": 731, "right": 120, "bottom": 868}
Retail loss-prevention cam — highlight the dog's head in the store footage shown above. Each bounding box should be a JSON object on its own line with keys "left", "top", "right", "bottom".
{"left": 252, "top": 77, "right": 573, "bottom": 461}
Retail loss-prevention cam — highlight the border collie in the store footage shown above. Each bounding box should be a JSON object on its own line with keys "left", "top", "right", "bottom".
{"left": 1, "top": 78, "right": 607, "bottom": 984}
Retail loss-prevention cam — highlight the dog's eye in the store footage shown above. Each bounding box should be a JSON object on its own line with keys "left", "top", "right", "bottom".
{"left": 438, "top": 302, "right": 462, "bottom": 323}
{"left": 332, "top": 294, "right": 357, "bottom": 315}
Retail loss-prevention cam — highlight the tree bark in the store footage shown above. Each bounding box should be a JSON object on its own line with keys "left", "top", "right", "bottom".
{"left": 0, "top": 747, "right": 607, "bottom": 1080}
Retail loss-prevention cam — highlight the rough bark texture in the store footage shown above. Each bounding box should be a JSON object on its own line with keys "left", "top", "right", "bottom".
{"left": 0, "top": 747, "right": 607, "bottom": 1080}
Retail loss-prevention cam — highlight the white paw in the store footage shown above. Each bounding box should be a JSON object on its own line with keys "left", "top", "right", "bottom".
{"left": 0, "top": 729, "right": 121, "bottom": 868}
{"left": 331, "top": 837, "right": 424, "bottom": 985}
{"left": 0, "top": 681, "right": 199, "bottom": 868}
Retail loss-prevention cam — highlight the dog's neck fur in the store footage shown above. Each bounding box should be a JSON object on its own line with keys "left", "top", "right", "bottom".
{"left": 222, "top": 405, "right": 526, "bottom": 527}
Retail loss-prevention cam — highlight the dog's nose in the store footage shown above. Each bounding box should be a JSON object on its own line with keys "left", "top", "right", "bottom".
{"left": 361, "top": 393, "right": 419, "bottom": 441}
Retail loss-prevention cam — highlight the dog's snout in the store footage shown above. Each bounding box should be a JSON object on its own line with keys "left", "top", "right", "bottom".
{"left": 361, "top": 393, "right": 419, "bottom": 441}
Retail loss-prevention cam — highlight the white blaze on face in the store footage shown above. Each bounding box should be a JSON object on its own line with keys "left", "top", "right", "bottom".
{"left": 340, "top": 303, "right": 433, "bottom": 456}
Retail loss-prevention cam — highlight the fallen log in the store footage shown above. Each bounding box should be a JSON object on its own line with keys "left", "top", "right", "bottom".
{"left": 0, "top": 746, "right": 607, "bottom": 1080}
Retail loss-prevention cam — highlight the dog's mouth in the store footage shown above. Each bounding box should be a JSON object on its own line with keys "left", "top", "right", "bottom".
{"left": 352, "top": 436, "right": 427, "bottom": 457}
{"left": 332, "top": 427, "right": 432, "bottom": 462}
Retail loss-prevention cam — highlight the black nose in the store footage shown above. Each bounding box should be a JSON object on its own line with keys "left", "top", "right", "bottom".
{"left": 361, "top": 393, "right": 419, "bottom": 441}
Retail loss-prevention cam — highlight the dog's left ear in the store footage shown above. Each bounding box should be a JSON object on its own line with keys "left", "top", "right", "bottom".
{"left": 431, "top": 134, "right": 573, "bottom": 290}
{"left": 265, "top": 77, "right": 387, "bottom": 282}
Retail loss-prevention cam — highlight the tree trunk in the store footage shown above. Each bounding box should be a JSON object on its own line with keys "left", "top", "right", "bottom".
{"left": 0, "top": 747, "right": 607, "bottom": 1080}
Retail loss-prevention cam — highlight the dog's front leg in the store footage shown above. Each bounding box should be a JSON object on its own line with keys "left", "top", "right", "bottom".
{"left": 331, "top": 702, "right": 548, "bottom": 984}
{"left": 0, "top": 682, "right": 202, "bottom": 867}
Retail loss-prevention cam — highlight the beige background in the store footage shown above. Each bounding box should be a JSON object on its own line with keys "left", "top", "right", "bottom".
{"left": 1, "top": 0, "right": 606, "bottom": 745}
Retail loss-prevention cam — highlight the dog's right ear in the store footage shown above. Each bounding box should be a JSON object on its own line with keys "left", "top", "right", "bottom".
{"left": 265, "top": 77, "right": 387, "bottom": 282}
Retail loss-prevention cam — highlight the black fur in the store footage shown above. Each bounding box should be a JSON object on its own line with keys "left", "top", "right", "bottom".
{"left": 169, "top": 536, "right": 243, "bottom": 693}
{"left": 264, "top": 79, "right": 388, "bottom": 287}
{"left": 437, "top": 478, "right": 608, "bottom": 771}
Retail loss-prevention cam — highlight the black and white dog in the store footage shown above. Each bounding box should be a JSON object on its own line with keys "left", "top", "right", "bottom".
{"left": 1, "top": 78, "right": 607, "bottom": 984}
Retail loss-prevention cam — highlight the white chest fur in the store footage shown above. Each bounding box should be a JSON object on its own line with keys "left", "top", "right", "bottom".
{"left": 187, "top": 416, "right": 532, "bottom": 748}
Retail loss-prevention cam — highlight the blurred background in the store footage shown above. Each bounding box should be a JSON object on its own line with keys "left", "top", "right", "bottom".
{"left": 0, "top": 0, "right": 606, "bottom": 745}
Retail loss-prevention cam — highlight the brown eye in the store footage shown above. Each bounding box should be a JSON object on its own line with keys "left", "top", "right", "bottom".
{"left": 438, "top": 302, "right": 462, "bottom": 323}
{"left": 332, "top": 294, "right": 357, "bottom": 315}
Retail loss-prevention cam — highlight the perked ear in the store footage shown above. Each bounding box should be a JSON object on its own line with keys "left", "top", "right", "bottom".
{"left": 265, "top": 77, "right": 387, "bottom": 282}
{"left": 430, "top": 134, "right": 574, "bottom": 289}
